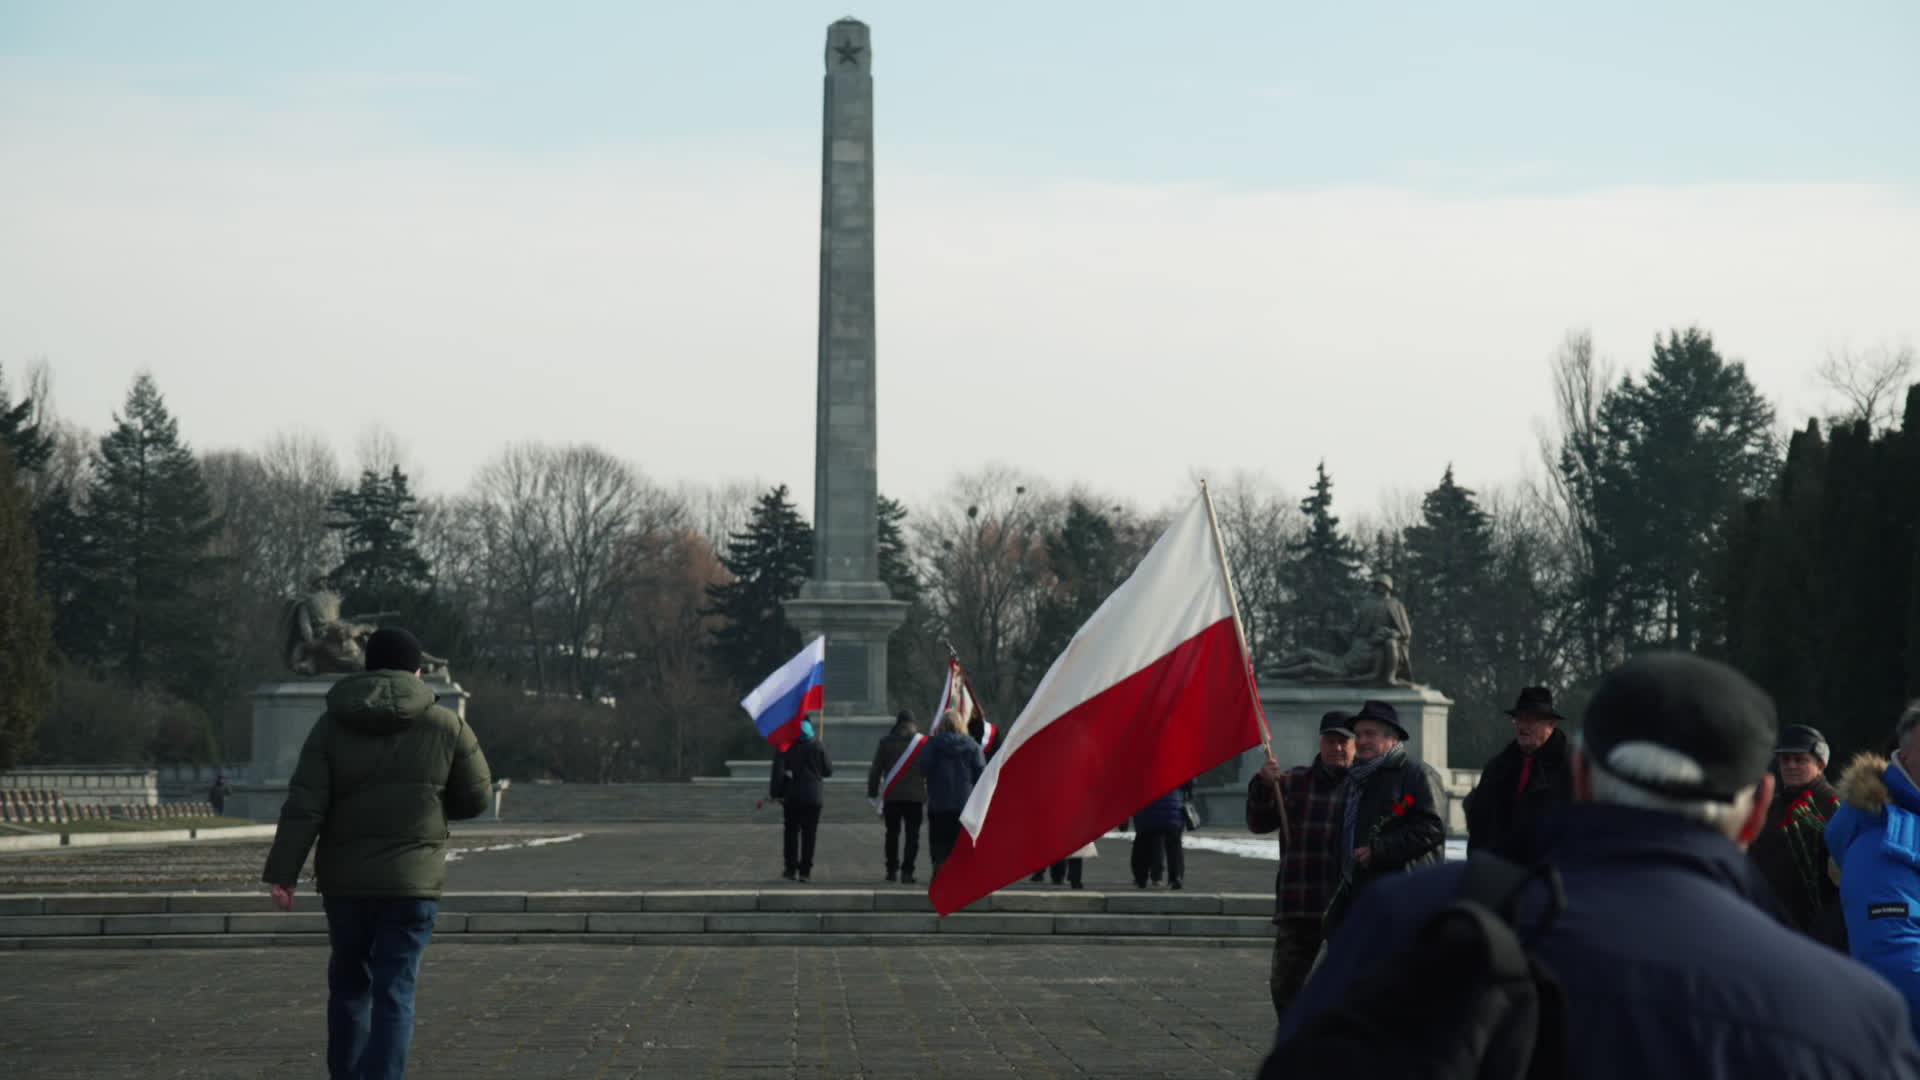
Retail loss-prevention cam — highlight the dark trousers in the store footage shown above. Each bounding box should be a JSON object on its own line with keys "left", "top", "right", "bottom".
{"left": 1269, "top": 916, "right": 1323, "bottom": 1020}
{"left": 322, "top": 896, "right": 438, "bottom": 1080}
{"left": 783, "top": 802, "right": 823, "bottom": 875}
{"left": 1048, "top": 858, "right": 1084, "bottom": 886}
{"left": 928, "top": 810, "right": 963, "bottom": 868}
{"left": 1130, "top": 828, "right": 1184, "bottom": 886}
{"left": 882, "top": 800, "right": 922, "bottom": 875}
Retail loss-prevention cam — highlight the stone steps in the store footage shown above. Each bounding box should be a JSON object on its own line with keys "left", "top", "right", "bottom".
{"left": 0, "top": 890, "right": 1276, "bottom": 949}
{"left": 495, "top": 782, "right": 884, "bottom": 824}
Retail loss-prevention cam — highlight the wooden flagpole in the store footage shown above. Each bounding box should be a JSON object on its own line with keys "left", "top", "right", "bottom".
{"left": 1200, "top": 479, "right": 1290, "bottom": 835}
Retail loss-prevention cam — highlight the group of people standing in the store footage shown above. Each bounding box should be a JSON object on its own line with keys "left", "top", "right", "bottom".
{"left": 1255, "top": 654, "right": 1920, "bottom": 1078}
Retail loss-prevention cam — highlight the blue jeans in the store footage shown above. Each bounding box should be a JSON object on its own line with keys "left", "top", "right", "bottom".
{"left": 323, "top": 896, "right": 438, "bottom": 1080}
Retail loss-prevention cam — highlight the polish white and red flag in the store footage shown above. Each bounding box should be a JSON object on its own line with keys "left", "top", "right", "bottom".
{"left": 928, "top": 489, "right": 1267, "bottom": 916}
{"left": 933, "top": 652, "right": 994, "bottom": 753}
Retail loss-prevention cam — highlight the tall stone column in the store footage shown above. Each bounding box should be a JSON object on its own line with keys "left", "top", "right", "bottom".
{"left": 784, "top": 17, "right": 907, "bottom": 765}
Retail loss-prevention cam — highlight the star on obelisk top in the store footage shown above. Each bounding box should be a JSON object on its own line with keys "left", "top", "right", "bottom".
{"left": 825, "top": 16, "right": 871, "bottom": 73}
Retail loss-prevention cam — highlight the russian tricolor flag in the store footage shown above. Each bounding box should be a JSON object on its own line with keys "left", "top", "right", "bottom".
{"left": 742, "top": 636, "right": 827, "bottom": 752}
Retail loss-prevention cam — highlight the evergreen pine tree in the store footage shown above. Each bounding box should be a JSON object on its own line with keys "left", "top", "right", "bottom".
{"left": 326, "top": 466, "right": 434, "bottom": 612}
{"left": 0, "top": 364, "right": 53, "bottom": 473}
{"left": 705, "top": 485, "right": 814, "bottom": 690}
{"left": 1402, "top": 466, "right": 1495, "bottom": 684}
{"left": 877, "top": 494, "right": 934, "bottom": 709}
{"left": 1280, "top": 463, "right": 1362, "bottom": 652}
{"left": 0, "top": 445, "right": 53, "bottom": 771}
{"left": 79, "top": 374, "right": 221, "bottom": 690}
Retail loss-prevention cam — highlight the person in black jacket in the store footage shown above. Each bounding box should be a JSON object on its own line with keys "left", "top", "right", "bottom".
{"left": 921, "top": 709, "right": 986, "bottom": 871}
{"left": 1324, "top": 700, "right": 1443, "bottom": 933}
{"left": 1463, "top": 686, "right": 1573, "bottom": 858}
{"left": 1749, "top": 723, "right": 1843, "bottom": 944}
{"left": 770, "top": 717, "right": 832, "bottom": 882}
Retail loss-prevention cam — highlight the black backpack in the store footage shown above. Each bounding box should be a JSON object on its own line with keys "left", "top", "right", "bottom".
{"left": 1259, "top": 853, "right": 1570, "bottom": 1080}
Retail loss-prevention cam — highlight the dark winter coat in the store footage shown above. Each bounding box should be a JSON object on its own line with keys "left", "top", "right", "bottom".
{"left": 920, "top": 731, "right": 985, "bottom": 813}
{"left": 1134, "top": 782, "right": 1193, "bottom": 832}
{"left": 867, "top": 723, "right": 928, "bottom": 803}
{"left": 1463, "top": 727, "right": 1573, "bottom": 858}
{"left": 1828, "top": 754, "right": 1920, "bottom": 1039}
{"left": 770, "top": 735, "right": 832, "bottom": 806}
{"left": 1750, "top": 773, "right": 1843, "bottom": 941}
{"left": 1335, "top": 746, "right": 1444, "bottom": 920}
{"left": 1276, "top": 802, "right": 1920, "bottom": 1080}
{"left": 262, "top": 670, "right": 493, "bottom": 899}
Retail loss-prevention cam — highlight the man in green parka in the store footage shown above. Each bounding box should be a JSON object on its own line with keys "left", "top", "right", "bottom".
{"left": 262, "top": 626, "right": 492, "bottom": 1080}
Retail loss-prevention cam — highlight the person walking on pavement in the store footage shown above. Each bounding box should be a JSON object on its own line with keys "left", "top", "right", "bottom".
{"left": 261, "top": 627, "right": 493, "bottom": 1080}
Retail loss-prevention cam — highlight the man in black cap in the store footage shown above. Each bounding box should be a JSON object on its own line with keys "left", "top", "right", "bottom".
{"left": 1463, "top": 686, "right": 1573, "bottom": 858}
{"left": 1322, "top": 699, "right": 1444, "bottom": 934}
{"left": 1247, "top": 710, "right": 1355, "bottom": 1020}
{"left": 1268, "top": 653, "right": 1920, "bottom": 1079}
{"left": 262, "top": 627, "right": 493, "bottom": 1080}
{"left": 1750, "top": 723, "right": 1843, "bottom": 943}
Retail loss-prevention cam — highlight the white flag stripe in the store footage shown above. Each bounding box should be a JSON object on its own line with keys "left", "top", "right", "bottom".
{"left": 960, "top": 494, "right": 1232, "bottom": 835}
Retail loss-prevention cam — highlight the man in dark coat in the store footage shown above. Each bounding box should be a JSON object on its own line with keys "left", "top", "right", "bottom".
{"left": 866, "top": 710, "right": 927, "bottom": 884}
{"left": 1750, "top": 723, "right": 1843, "bottom": 943}
{"left": 1247, "top": 710, "right": 1354, "bottom": 1020}
{"left": 771, "top": 717, "right": 832, "bottom": 882}
{"left": 1323, "top": 700, "right": 1444, "bottom": 933}
{"left": 920, "top": 710, "right": 985, "bottom": 871}
{"left": 1463, "top": 686, "right": 1573, "bottom": 858}
{"left": 1270, "top": 653, "right": 1920, "bottom": 1080}
{"left": 262, "top": 627, "right": 493, "bottom": 1080}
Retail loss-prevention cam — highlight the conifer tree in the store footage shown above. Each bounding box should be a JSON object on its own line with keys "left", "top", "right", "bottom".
{"left": 326, "top": 466, "right": 433, "bottom": 612}
{"left": 705, "top": 485, "right": 813, "bottom": 689}
{"left": 1280, "top": 463, "right": 1362, "bottom": 652}
{"left": 0, "top": 446, "right": 52, "bottom": 770}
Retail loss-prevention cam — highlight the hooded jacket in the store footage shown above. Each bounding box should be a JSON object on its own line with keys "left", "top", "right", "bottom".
{"left": 262, "top": 670, "right": 492, "bottom": 898}
{"left": 1827, "top": 752, "right": 1920, "bottom": 1035}
{"left": 920, "top": 730, "right": 985, "bottom": 813}
{"left": 770, "top": 731, "right": 832, "bottom": 806}
{"left": 1276, "top": 802, "right": 1920, "bottom": 1079}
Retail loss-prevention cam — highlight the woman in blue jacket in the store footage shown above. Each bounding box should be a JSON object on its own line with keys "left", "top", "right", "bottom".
{"left": 1827, "top": 702, "right": 1920, "bottom": 1040}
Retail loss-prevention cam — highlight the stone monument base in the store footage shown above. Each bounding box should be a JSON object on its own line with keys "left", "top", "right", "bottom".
{"left": 723, "top": 713, "right": 896, "bottom": 787}
{"left": 230, "top": 676, "right": 471, "bottom": 822}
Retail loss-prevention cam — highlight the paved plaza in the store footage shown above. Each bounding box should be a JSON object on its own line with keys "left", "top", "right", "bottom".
{"left": 2, "top": 943, "right": 1272, "bottom": 1078}
{"left": 0, "top": 823, "right": 1279, "bottom": 896}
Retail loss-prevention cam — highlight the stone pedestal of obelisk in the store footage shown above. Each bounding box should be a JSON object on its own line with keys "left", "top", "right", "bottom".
{"left": 783, "top": 17, "right": 908, "bottom": 775}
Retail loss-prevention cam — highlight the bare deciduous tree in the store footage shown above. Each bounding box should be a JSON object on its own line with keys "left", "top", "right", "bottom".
{"left": 1816, "top": 344, "right": 1916, "bottom": 432}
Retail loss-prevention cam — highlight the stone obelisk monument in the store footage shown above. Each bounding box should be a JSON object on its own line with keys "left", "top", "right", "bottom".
{"left": 783, "top": 17, "right": 907, "bottom": 771}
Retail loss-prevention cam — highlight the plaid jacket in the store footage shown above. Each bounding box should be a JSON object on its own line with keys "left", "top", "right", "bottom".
{"left": 1246, "top": 760, "right": 1348, "bottom": 920}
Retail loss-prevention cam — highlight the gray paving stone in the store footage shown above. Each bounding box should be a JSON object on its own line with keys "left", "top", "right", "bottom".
{"left": 19, "top": 933, "right": 141, "bottom": 949}
{"left": 525, "top": 890, "right": 649, "bottom": 912}
{"left": 586, "top": 912, "right": 705, "bottom": 933}
{"left": 40, "top": 894, "right": 168, "bottom": 915}
{"left": 756, "top": 889, "right": 873, "bottom": 911}
{"left": 0, "top": 895, "right": 42, "bottom": 914}
{"left": 643, "top": 889, "right": 759, "bottom": 911}
{"left": 1168, "top": 916, "right": 1270, "bottom": 937}
{"left": 704, "top": 912, "right": 822, "bottom": 933}
{"left": 870, "top": 890, "right": 934, "bottom": 912}
{"left": 434, "top": 913, "right": 468, "bottom": 933}
{"left": 820, "top": 912, "right": 937, "bottom": 934}
{"left": 1220, "top": 892, "right": 1274, "bottom": 916}
{"left": 226, "top": 912, "right": 329, "bottom": 933}
{"left": 100, "top": 914, "right": 226, "bottom": 935}
{"left": 0, "top": 914, "right": 101, "bottom": 936}
{"left": 1104, "top": 892, "right": 1224, "bottom": 914}
{"left": 463, "top": 913, "right": 586, "bottom": 933}
{"left": 1054, "top": 915, "right": 1171, "bottom": 935}
{"left": 989, "top": 890, "right": 1106, "bottom": 913}
{"left": 167, "top": 892, "right": 295, "bottom": 913}
{"left": 440, "top": 892, "right": 529, "bottom": 912}
{"left": 937, "top": 913, "right": 1053, "bottom": 934}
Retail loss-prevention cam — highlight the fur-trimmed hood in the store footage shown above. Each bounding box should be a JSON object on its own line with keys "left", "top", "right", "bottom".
{"left": 1838, "top": 753, "right": 1890, "bottom": 813}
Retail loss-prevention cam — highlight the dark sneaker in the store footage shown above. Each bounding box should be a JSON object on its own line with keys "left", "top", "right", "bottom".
{"left": 900, "top": 873, "right": 914, "bottom": 884}
{"left": 1029, "top": 872, "right": 1045, "bottom": 883}
{"left": 781, "top": 868, "right": 796, "bottom": 881}
{"left": 1170, "top": 879, "right": 1183, "bottom": 890}
{"left": 798, "top": 874, "right": 810, "bottom": 884}
{"left": 885, "top": 870, "right": 897, "bottom": 882}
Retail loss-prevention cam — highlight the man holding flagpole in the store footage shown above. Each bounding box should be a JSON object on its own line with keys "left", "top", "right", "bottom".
{"left": 741, "top": 637, "right": 833, "bottom": 882}
{"left": 866, "top": 710, "right": 927, "bottom": 884}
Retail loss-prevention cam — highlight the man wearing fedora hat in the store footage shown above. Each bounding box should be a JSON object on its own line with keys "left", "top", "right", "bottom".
{"left": 1247, "top": 709, "right": 1356, "bottom": 1020}
{"left": 1464, "top": 686, "right": 1573, "bottom": 859}
{"left": 1323, "top": 699, "right": 1444, "bottom": 934}
{"left": 1270, "top": 653, "right": 1920, "bottom": 1079}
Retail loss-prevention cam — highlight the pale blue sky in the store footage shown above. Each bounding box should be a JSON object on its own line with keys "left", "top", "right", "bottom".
{"left": 2, "top": 2, "right": 1916, "bottom": 513}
